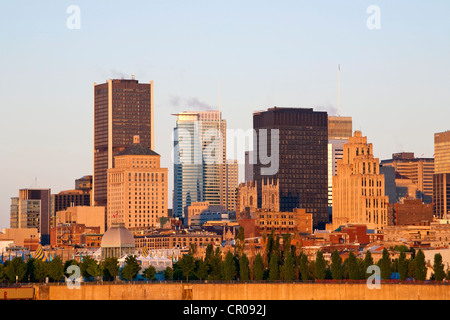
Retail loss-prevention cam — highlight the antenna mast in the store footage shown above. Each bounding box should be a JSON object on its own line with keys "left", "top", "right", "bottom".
{"left": 338, "top": 64, "right": 341, "bottom": 117}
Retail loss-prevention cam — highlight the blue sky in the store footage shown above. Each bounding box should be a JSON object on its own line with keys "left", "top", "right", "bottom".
{"left": 0, "top": 1, "right": 449, "bottom": 229}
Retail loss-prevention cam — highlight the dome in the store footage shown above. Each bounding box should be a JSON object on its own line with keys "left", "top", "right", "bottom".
{"left": 101, "top": 223, "right": 135, "bottom": 248}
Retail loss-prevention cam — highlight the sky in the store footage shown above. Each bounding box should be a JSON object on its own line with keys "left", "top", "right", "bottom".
{"left": 0, "top": 1, "right": 449, "bottom": 229}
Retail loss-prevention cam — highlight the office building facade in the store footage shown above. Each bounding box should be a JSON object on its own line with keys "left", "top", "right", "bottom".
{"left": 107, "top": 135, "right": 168, "bottom": 230}
{"left": 10, "top": 189, "right": 52, "bottom": 245}
{"left": 380, "top": 152, "right": 434, "bottom": 203}
{"left": 93, "top": 78, "right": 154, "bottom": 215}
{"left": 253, "top": 107, "right": 328, "bottom": 228}
{"left": 332, "top": 131, "right": 388, "bottom": 230}
{"left": 172, "top": 111, "right": 226, "bottom": 219}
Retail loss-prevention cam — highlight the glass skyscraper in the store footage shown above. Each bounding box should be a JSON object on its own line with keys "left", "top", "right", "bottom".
{"left": 172, "top": 111, "right": 226, "bottom": 219}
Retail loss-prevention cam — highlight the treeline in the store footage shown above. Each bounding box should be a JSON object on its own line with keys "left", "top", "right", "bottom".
{"left": 170, "top": 231, "right": 450, "bottom": 283}
{"left": 0, "top": 255, "right": 158, "bottom": 284}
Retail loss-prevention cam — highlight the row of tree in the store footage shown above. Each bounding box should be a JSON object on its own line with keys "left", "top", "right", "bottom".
{"left": 170, "top": 232, "right": 450, "bottom": 282}
{"left": 0, "top": 255, "right": 158, "bottom": 284}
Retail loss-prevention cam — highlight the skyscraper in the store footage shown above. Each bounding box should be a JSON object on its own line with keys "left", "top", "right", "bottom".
{"left": 332, "top": 131, "right": 388, "bottom": 230}
{"left": 172, "top": 110, "right": 226, "bottom": 219}
{"left": 93, "top": 78, "right": 154, "bottom": 224}
{"left": 10, "top": 188, "right": 52, "bottom": 245}
{"left": 380, "top": 152, "right": 434, "bottom": 203}
{"left": 252, "top": 107, "right": 328, "bottom": 228}
{"left": 433, "top": 131, "right": 450, "bottom": 218}
{"left": 327, "top": 116, "right": 353, "bottom": 216}
{"left": 107, "top": 135, "right": 168, "bottom": 229}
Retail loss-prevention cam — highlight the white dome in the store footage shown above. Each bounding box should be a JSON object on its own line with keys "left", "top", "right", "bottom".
{"left": 101, "top": 223, "right": 135, "bottom": 248}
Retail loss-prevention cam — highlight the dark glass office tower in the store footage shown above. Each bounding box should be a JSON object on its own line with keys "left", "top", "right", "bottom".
{"left": 93, "top": 78, "right": 154, "bottom": 216}
{"left": 253, "top": 107, "right": 328, "bottom": 228}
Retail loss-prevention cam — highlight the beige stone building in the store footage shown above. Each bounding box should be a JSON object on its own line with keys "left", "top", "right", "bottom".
{"left": 257, "top": 208, "right": 313, "bottom": 235}
{"left": 332, "top": 131, "right": 389, "bottom": 230}
{"left": 107, "top": 136, "right": 168, "bottom": 230}
{"left": 0, "top": 228, "right": 39, "bottom": 248}
{"left": 55, "top": 206, "right": 105, "bottom": 233}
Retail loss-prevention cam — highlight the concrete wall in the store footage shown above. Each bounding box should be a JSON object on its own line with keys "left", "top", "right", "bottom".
{"left": 34, "top": 282, "right": 450, "bottom": 300}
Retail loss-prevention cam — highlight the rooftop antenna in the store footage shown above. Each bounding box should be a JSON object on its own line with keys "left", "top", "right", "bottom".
{"left": 338, "top": 64, "right": 341, "bottom": 117}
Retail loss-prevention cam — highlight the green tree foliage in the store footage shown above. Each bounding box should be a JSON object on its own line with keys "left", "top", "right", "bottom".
{"left": 121, "top": 255, "right": 141, "bottom": 281}
{"left": 397, "top": 251, "right": 408, "bottom": 281}
{"left": 433, "top": 253, "right": 445, "bottom": 282}
{"left": 195, "top": 259, "right": 209, "bottom": 281}
{"left": 268, "top": 252, "right": 279, "bottom": 281}
{"left": 407, "top": 258, "right": 415, "bottom": 280}
{"left": 208, "top": 247, "right": 223, "bottom": 281}
{"left": 222, "top": 251, "right": 237, "bottom": 281}
{"left": 330, "top": 250, "right": 343, "bottom": 280}
{"left": 235, "top": 227, "right": 245, "bottom": 256}
{"left": 378, "top": 248, "right": 392, "bottom": 280}
{"left": 143, "top": 265, "right": 156, "bottom": 281}
{"left": 178, "top": 254, "right": 196, "bottom": 282}
{"left": 363, "top": 251, "right": 374, "bottom": 279}
{"left": 5, "top": 257, "right": 27, "bottom": 283}
{"left": 47, "top": 256, "right": 64, "bottom": 282}
{"left": 252, "top": 253, "right": 264, "bottom": 281}
{"left": 314, "top": 251, "right": 326, "bottom": 281}
{"left": 81, "top": 256, "right": 101, "bottom": 280}
{"left": 414, "top": 249, "right": 427, "bottom": 281}
{"left": 282, "top": 251, "right": 295, "bottom": 282}
{"left": 31, "top": 258, "right": 47, "bottom": 282}
{"left": 298, "top": 252, "right": 310, "bottom": 281}
{"left": 102, "top": 257, "right": 120, "bottom": 281}
{"left": 205, "top": 244, "right": 214, "bottom": 264}
{"left": 239, "top": 253, "right": 250, "bottom": 282}
{"left": 0, "top": 264, "right": 5, "bottom": 282}
{"left": 164, "top": 266, "right": 174, "bottom": 281}
{"left": 346, "top": 252, "right": 360, "bottom": 280}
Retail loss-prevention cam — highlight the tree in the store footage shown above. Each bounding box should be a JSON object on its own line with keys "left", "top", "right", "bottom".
{"left": 398, "top": 251, "right": 408, "bottom": 281}
{"left": 268, "top": 252, "right": 279, "bottom": 281}
{"left": 314, "top": 251, "right": 326, "bottom": 281}
{"left": 235, "top": 227, "right": 245, "bottom": 256}
{"left": 346, "top": 252, "right": 360, "bottom": 280}
{"left": 0, "top": 264, "right": 5, "bottom": 283}
{"left": 81, "top": 256, "right": 101, "bottom": 280}
{"left": 31, "top": 258, "right": 47, "bottom": 282}
{"left": 102, "top": 257, "right": 119, "bottom": 281}
{"left": 121, "top": 255, "right": 140, "bottom": 281}
{"left": 407, "top": 258, "right": 415, "bottom": 280}
{"left": 5, "top": 257, "right": 27, "bottom": 283}
{"left": 298, "top": 252, "right": 310, "bottom": 281}
{"left": 330, "top": 250, "right": 343, "bottom": 281}
{"left": 47, "top": 256, "right": 64, "bottom": 282}
{"left": 195, "top": 259, "right": 209, "bottom": 281}
{"left": 208, "top": 247, "right": 223, "bottom": 280}
{"left": 164, "top": 266, "right": 174, "bottom": 281}
{"left": 205, "top": 244, "right": 214, "bottom": 264}
{"left": 282, "top": 251, "right": 295, "bottom": 282}
{"left": 378, "top": 248, "right": 391, "bottom": 280}
{"left": 363, "top": 251, "right": 374, "bottom": 279}
{"left": 433, "top": 253, "right": 445, "bottom": 282}
{"left": 178, "top": 254, "right": 196, "bottom": 282}
{"left": 414, "top": 249, "right": 427, "bottom": 281}
{"left": 143, "top": 265, "right": 156, "bottom": 281}
{"left": 239, "top": 253, "right": 250, "bottom": 282}
{"left": 252, "top": 253, "right": 264, "bottom": 281}
{"left": 222, "top": 251, "right": 237, "bottom": 281}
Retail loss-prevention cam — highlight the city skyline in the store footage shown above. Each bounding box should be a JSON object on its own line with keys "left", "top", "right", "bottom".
{"left": 1, "top": 1, "right": 450, "bottom": 229}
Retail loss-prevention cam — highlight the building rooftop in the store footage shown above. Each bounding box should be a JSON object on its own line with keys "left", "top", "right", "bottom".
{"left": 117, "top": 135, "right": 159, "bottom": 157}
